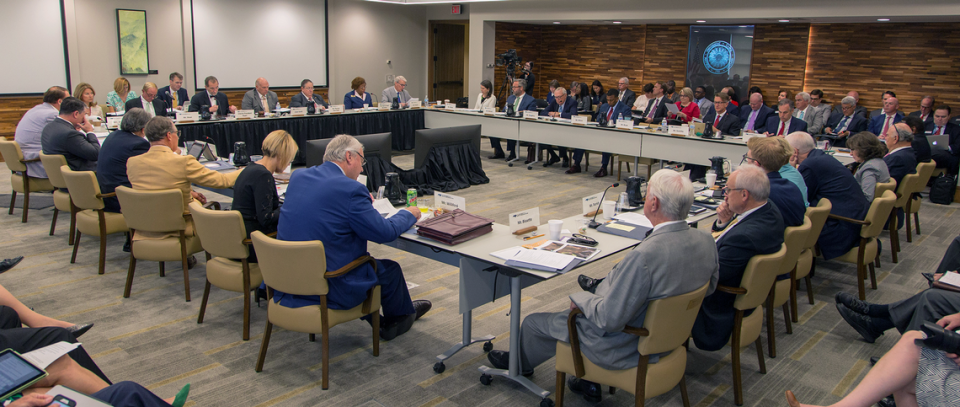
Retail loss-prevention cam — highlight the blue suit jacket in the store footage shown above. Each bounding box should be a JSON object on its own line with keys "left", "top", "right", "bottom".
{"left": 276, "top": 162, "right": 417, "bottom": 309}
{"left": 157, "top": 86, "right": 188, "bottom": 111}
{"left": 505, "top": 94, "right": 537, "bottom": 112}
{"left": 764, "top": 117, "right": 808, "bottom": 135}
{"left": 727, "top": 103, "right": 740, "bottom": 118}
{"left": 799, "top": 149, "right": 870, "bottom": 260}
{"left": 96, "top": 130, "right": 150, "bottom": 213}
{"left": 867, "top": 112, "right": 904, "bottom": 136}
{"left": 692, "top": 201, "right": 784, "bottom": 351}
{"left": 343, "top": 91, "right": 373, "bottom": 109}
{"left": 539, "top": 97, "right": 577, "bottom": 119}
{"left": 884, "top": 147, "right": 918, "bottom": 187}
{"left": 739, "top": 105, "right": 775, "bottom": 133}
{"left": 768, "top": 171, "right": 806, "bottom": 227}
{"left": 597, "top": 102, "right": 632, "bottom": 126}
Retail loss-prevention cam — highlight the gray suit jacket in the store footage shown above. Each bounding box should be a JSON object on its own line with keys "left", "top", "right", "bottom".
{"left": 568, "top": 221, "right": 719, "bottom": 370}
{"left": 241, "top": 89, "right": 279, "bottom": 113}
{"left": 794, "top": 106, "right": 825, "bottom": 134}
{"left": 814, "top": 104, "right": 832, "bottom": 133}
{"left": 854, "top": 158, "right": 891, "bottom": 203}
{"left": 40, "top": 117, "right": 100, "bottom": 172}
{"left": 381, "top": 86, "right": 412, "bottom": 105}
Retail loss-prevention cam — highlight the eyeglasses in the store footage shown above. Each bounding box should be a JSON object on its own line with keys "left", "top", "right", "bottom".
{"left": 350, "top": 150, "right": 366, "bottom": 165}
{"left": 740, "top": 154, "right": 758, "bottom": 165}
{"left": 722, "top": 186, "right": 745, "bottom": 195}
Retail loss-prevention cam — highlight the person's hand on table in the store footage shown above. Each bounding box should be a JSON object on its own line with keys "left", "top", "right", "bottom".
{"left": 191, "top": 191, "right": 207, "bottom": 204}
{"left": 404, "top": 206, "right": 421, "bottom": 220}
{"left": 8, "top": 394, "right": 54, "bottom": 407}
{"left": 837, "top": 130, "right": 850, "bottom": 139}
{"left": 716, "top": 201, "right": 734, "bottom": 225}
{"left": 208, "top": 106, "right": 218, "bottom": 113}
{"left": 229, "top": 105, "right": 238, "bottom": 113}
{"left": 937, "top": 312, "right": 960, "bottom": 330}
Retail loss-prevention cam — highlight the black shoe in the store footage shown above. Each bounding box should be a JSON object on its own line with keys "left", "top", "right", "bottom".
{"left": 561, "top": 158, "right": 570, "bottom": 168}
{"left": 122, "top": 240, "right": 131, "bottom": 253}
{"left": 578, "top": 275, "right": 603, "bottom": 292}
{"left": 186, "top": 255, "right": 197, "bottom": 270}
{"left": 255, "top": 286, "right": 268, "bottom": 307}
{"left": 486, "top": 350, "right": 533, "bottom": 377}
{"left": 836, "top": 303, "right": 883, "bottom": 343}
{"left": 565, "top": 165, "right": 581, "bottom": 174}
{"left": 505, "top": 152, "right": 516, "bottom": 162}
{"left": 543, "top": 156, "right": 560, "bottom": 167}
{"left": 567, "top": 377, "right": 602, "bottom": 403}
{"left": 488, "top": 152, "right": 505, "bottom": 160}
{"left": 870, "top": 356, "right": 880, "bottom": 366}
{"left": 0, "top": 256, "right": 23, "bottom": 274}
{"left": 379, "top": 313, "right": 416, "bottom": 341}
{"left": 835, "top": 291, "right": 872, "bottom": 316}
{"left": 413, "top": 300, "right": 432, "bottom": 320}
{"left": 593, "top": 168, "right": 607, "bottom": 177}
{"left": 66, "top": 323, "right": 94, "bottom": 338}
{"left": 877, "top": 395, "right": 896, "bottom": 407}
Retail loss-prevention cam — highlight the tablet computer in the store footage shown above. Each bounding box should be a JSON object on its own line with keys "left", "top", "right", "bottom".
{"left": 0, "top": 348, "right": 48, "bottom": 401}
{"left": 187, "top": 141, "right": 218, "bottom": 161}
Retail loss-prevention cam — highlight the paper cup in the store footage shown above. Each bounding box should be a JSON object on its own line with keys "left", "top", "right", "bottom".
{"left": 602, "top": 200, "right": 616, "bottom": 220}
{"left": 706, "top": 172, "right": 718, "bottom": 188}
{"left": 548, "top": 219, "right": 564, "bottom": 241}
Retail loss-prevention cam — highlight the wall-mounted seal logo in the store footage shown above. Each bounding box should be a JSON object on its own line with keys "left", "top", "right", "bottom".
{"left": 703, "top": 41, "right": 736, "bottom": 75}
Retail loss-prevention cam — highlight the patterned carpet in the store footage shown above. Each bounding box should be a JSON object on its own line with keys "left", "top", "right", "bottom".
{"left": 1, "top": 143, "right": 956, "bottom": 407}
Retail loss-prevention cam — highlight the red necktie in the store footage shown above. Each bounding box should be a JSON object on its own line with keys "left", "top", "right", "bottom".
{"left": 608, "top": 106, "right": 614, "bottom": 121}
{"left": 777, "top": 122, "right": 785, "bottom": 136}
{"left": 938, "top": 126, "right": 944, "bottom": 135}
{"left": 881, "top": 116, "right": 892, "bottom": 138}
{"left": 714, "top": 114, "right": 721, "bottom": 127}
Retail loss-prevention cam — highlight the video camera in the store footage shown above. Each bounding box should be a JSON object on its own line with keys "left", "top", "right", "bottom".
{"left": 916, "top": 321, "right": 960, "bottom": 354}
{"left": 495, "top": 49, "right": 522, "bottom": 74}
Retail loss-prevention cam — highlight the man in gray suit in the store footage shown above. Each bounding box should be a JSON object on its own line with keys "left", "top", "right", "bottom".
{"left": 809, "top": 90, "right": 832, "bottom": 133}
{"left": 485, "top": 170, "right": 719, "bottom": 401}
{"left": 241, "top": 77, "right": 278, "bottom": 114}
{"left": 381, "top": 76, "right": 411, "bottom": 108}
{"left": 794, "top": 92, "right": 825, "bottom": 134}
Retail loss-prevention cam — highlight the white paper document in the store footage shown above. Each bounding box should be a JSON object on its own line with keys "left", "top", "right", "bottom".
{"left": 613, "top": 212, "right": 654, "bottom": 228}
{"left": 22, "top": 341, "right": 80, "bottom": 369}
{"left": 665, "top": 103, "right": 680, "bottom": 114}
{"left": 939, "top": 272, "right": 960, "bottom": 288}
{"left": 509, "top": 249, "right": 577, "bottom": 270}
{"left": 373, "top": 198, "right": 400, "bottom": 218}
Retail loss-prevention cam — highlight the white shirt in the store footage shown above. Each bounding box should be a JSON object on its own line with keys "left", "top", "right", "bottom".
{"left": 653, "top": 220, "right": 685, "bottom": 232}
{"left": 207, "top": 92, "right": 218, "bottom": 106}
{"left": 776, "top": 119, "right": 792, "bottom": 135}
{"left": 140, "top": 96, "right": 156, "bottom": 117}
{"left": 886, "top": 146, "right": 911, "bottom": 157}
{"left": 715, "top": 202, "right": 767, "bottom": 242}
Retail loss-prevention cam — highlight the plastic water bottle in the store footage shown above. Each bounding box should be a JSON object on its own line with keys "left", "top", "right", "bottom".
{"left": 689, "top": 122, "right": 696, "bottom": 136}
{"left": 425, "top": 96, "right": 429, "bottom": 107}
{"left": 275, "top": 102, "right": 281, "bottom": 115}
{"left": 617, "top": 113, "right": 623, "bottom": 123}
{"left": 660, "top": 118, "right": 668, "bottom": 132}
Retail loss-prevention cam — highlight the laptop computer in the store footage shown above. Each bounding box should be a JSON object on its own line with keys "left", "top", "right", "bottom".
{"left": 928, "top": 135, "right": 950, "bottom": 151}
{"left": 0, "top": 349, "right": 47, "bottom": 401}
{"left": 186, "top": 141, "right": 218, "bottom": 162}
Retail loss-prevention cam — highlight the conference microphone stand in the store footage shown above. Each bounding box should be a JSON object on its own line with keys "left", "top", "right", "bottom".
{"left": 588, "top": 182, "right": 620, "bottom": 229}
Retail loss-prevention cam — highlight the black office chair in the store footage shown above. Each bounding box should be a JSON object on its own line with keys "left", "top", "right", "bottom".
{"left": 534, "top": 99, "right": 549, "bottom": 109}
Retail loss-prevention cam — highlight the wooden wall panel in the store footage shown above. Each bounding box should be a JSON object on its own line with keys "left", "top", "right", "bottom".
{"left": 0, "top": 96, "right": 43, "bottom": 139}
{"left": 750, "top": 24, "right": 810, "bottom": 107}
{"left": 494, "top": 22, "right": 542, "bottom": 105}
{"left": 536, "top": 25, "right": 646, "bottom": 102}
{"left": 640, "top": 25, "right": 689, "bottom": 88}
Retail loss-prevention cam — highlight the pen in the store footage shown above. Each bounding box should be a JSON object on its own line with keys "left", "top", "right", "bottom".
{"left": 523, "top": 234, "right": 545, "bottom": 241}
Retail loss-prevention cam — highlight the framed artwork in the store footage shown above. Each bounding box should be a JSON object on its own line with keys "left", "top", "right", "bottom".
{"left": 116, "top": 9, "right": 150, "bottom": 75}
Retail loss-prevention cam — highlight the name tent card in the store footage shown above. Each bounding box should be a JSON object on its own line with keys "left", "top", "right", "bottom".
{"left": 235, "top": 110, "right": 255, "bottom": 120}
{"left": 582, "top": 192, "right": 603, "bottom": 215}
{"left": 330, "top": 105, "right": 345, "bottom": 114}
{"left": 357, "top": 174, "right": 367, "bottom": 186}
{"left": 175, "top": 112, "right": 199, "bottom": 123}
{"left": 523, "top": 110, "right": 539, "bottom": 120}
{"left": 509, "top": 207, "right": 541, "bottom": 234}
{"left": 668, "top": 125, "right": 690, "bottom": 136}
{"left": 290, "top": 107, "right": 307, "bottom": 116}
{"left": 378, "top": 104, "right": 390, "bottom": 111}
{"left": 409, "top": 100, "right": 422, "bottom": 109}
{"left": 435, "top": 192, "right": 466, "bottom": 212}
{"left": 483, "top": 107, "right": 496, "bottom": 115}
{"left": 445, "top": 104, "right": 456, "bottom": 111}
{"left": 571, "top": 116, "right": 588, "bottom": 125}
{"left": 106, "top": 116, "right": 123, "bottom": 129}
{"left": 616, "top": 119, "right": 633, "bottom": 130}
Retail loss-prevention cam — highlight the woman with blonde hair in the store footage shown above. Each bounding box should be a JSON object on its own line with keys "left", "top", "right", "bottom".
{"left": 105, "top": 77, "right": 137, "bottom": 113}
{"left": 671, "top": 87, "right": 701, "bottom": 123}
{"left": 73, "top": 82, "right": 103, "bottom": 119}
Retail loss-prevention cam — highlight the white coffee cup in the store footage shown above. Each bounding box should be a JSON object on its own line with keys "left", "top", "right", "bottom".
{"left": 363, "top": 103, "right": 369, "bottom": 109}
{"left": 706, "top": 172, "right": 718, "bottom": 188}
{"left": 548, "top": 219, "right": 564, "bottom": 241}
{"left": 602, "top": 200, "right": 616, "bottom": 220}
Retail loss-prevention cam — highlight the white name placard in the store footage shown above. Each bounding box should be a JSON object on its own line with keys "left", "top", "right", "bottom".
{"left": 483, "top": 107, "right": 495, "bottom": 115}
{"left": 523, "top": 110, "right": 539, "bottom": 120}
{"left": 290, "top": 107, "right": 307, "bottom": 116}
{"left": 509, "top": 207, "right": 541, "bottom": 233}
{"left": 582, "top": 192, "right": 603, "bottom": 215}
{"left": 445, "top": 104, "right": 456, "bottom": 111}
{"left": 571, "top": 116, "right": 588, "bottom": 125}
{"left": 330, "top": 105, "right": 345, "bottom": 114}
{"left": 175, "top": 112, "right": 199, "bottom": 123}
{"left": 235, "top": 110, "right": 255, "bottom": 120}
{"left": 409, "top": 100, "right": 422, "bottom": 109}
{"left": 616, "top": 119, "right": 633, "bottom": 130}
{"left": 435, "top": 192, "right": 466, "bottom": 212}
{"left": 106, "top": 116, "right": 123, "bottom": 129}
{"left": 378, "top": 104, "right": 390, "bottom": 111}
{"left": 668, "top": 125, "right": 690, "bottom": 136}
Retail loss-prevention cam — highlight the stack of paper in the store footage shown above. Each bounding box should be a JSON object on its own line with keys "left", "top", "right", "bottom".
{"left": 613, "top": 212, "right": 654, "bottom": 228}
{"left": 490, "top": 245, "right": 584, "bottom": 273}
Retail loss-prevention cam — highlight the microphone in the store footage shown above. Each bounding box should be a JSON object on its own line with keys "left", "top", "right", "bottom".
{"left": 588, "top": 182, "right": 620, "bottom": 229}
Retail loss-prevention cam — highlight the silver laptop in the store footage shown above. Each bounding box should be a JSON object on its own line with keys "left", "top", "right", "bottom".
{"left": 928, "top": 135, "right": 950, "bottom": 151}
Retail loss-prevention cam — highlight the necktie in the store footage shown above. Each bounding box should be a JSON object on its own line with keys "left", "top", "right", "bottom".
{"left": 881, "top": 116, "right": 893, "bottom": 139}
{"left": 646, "top": 98, "right": 658, "bottom": 118}
{"left": 261, "top": 95, "right": 269, "bottom": 113}
{"left": 398, "top": 91, "right": 403, "bottom": 104}
{"left": 837, "top": 116, "right": 850, "bottom": 132}
{"left": 937, "top": 126, "right": 944, "bottom": 135}
{"left": 210, "top": 94, "right": 217, "bottom": 106}
{"left": 712, "top": 216, "right": 741, "bottom": 240}
{"left": 607, "top": 105, "right": 614, "bottom": 121}
{"left": 171, "top": 92, "right": 178, "bottom": 108}
{"left": 777, "top": 121, "right": 786, "bottom": 136}
{"left": 746, "top": 110, "right": 758, "bottom": 130}
{"left": 714, "top": 114, "right": 721, "bottom": 127}
{"left": 514, "top": 95, "right": 521, "bottom": 110}
{"left": 799, "top": 110, "right": 805, "bottom": 120}
{"left": 145, "top": 99, "right": 154, "bottom": 118}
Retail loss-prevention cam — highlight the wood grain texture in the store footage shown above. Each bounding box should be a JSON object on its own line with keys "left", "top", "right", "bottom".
{"left": 494, "top": 22, "right": 542, "bottom": 105}
{"left": 641, "top": 25, "right": 689, "bottom": 88}
{"left": 750, "top": 24, "right": 810, "bottom": 107}
{"left": 0, "top": 96, "right": 43, "bottom": 139}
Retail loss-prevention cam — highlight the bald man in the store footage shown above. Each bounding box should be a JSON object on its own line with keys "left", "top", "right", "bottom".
{"left": 124, "top": 82, "right": 167, "bottom": 118}
{"left": 241, "top": 77, "right": 279, "bottom": 114}
{"left": 868, "top": 96, "right": 904, "bottom": 141}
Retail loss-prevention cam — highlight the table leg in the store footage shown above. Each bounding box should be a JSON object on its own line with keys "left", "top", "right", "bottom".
{"left": 433, "top": 308, "right": 495, "bottom": 373}
{"left": 633, "top": 157, "right": 639, "bottom": 177}
{"left": 526, "top": 143, "right": 541, "bottom": 170}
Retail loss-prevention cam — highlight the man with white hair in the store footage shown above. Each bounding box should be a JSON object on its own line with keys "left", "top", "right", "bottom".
{"left": 616, "top": 77, "right": 636, "bottom": 109}
{"left": 381, "top": 76, "right": 412, "bottom": 108}
{"left": 824, "top": 96, "right": 869, "bottom": 147}
{"left": 793, "top": 92, "right": 824, "bottom": 134}
{"left": 691, "top": 165, "right": 784, "bottom": 351}
{"left": 276, "top": 135, "right": 431, "bottom": 341}
{"left": 487, "top": 170, "right": 718, "bottom": 401}
{"left": 241, "top": 77, "right": 278, "bottom": 114}
{"left": 833, "top": 91, "right": 869, "bottom": 120}
{"left": 785, "top": 131, "right": 868, "bottom": 260}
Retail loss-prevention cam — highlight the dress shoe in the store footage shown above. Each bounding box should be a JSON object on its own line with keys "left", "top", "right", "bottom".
{"left": 186, "top": 255, "right": 197, "bottom": 270}
{"left": 543, "top": 156, "right": 560, "bottom": 167}
{"left": 505, "top": 152, "right": 516, "bottom": 162}
{"left": 567, "top": 377, "right": 602, "bottom": 403}
{"left": 565, "top": 165, "right": 581, "bottom": 174}
{"left": 877, "top": 395, "right": 897, "bottom": 407}
{"left": 836, "top": 302, "right": 883, "bottom": 343}
{"left": 255, "top": 286, "right": 268, "bottom": 307}
{"left": 835, "top": 291, "right": 872, "bottom": 316}
{"left": 486, "top": 350, "right": 533, "bottom": 376}
{"left": 379, "top": 313, "right": 416, "bottom": 341}
{"left": 577, "top": 275, "right": 603, "bottom": 293}
{"left": 561, "top": 158, "right": 569, "bottom": 168}
{"left": 593, "top": 168, "right": 607, "bottom": 177}
{"left": 870, "top": 356, "right": 880, "bottom": 366}
{"left": 122, "top": 240, "right": 131, "bottom": 253}
{"left": 488, "top": 152, "right": 505, "bottom": 160}
{"left": 785, "top": 390, "right": 800, "bottom": 407}
{"left": 66, "top": 323, "right": 94, "bottom": 338}
{"left": 413, "top": 299, "right": 432, "bottom": 320}
{"left": 0, "top": 256, "right": 23, "bottom": 274}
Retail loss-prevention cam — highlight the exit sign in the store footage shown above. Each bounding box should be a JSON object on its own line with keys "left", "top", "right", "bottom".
{"left": 451, "top": 4, "right": 462, "bottom": 14}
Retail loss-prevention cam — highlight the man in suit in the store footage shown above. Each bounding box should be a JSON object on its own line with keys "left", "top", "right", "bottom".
{"left": 745, "top": 137, "right": 806, "bottom": 227}
{"left": 640, "top": 81, "right": 667, "bottom": 124}
{"left": 723, "top": 87, "right": 741, "bottom": 117}
{"left": 157, "top": 72, "right": 188, "bottom": 112}
{"left": 583, "top": 89, "right": 632, "bottom": 177}
{"left": 740, "top": 93, "right": 775, "bottom": 133}
{"left": 241, "top": 77, "right": 278, "bottom": 115}
{"left": 794, "top": 92, "right": 824, "bottom": 134}
{"left": 276, "top": 135, "right": 431, "bottom": 341}
{"left": 824, "top": 96, "right": 869, "bottom": 147}
{"left": 539, "top": 87, "right": 578, "bottom": 167}
{"left": 188, "top": 76, "right": 236, "bottom": 117}
{"left": 663, "top": 80, "right": 678, "bottom": 104}
{"left": 691, "top": 165, "right": 784, "bottom": 351}
{"left": 832, "top": 91, "right": 869, "bottom": 120}
{"left": 487, "top": 170, "right": 718, "bottom": 399}
{"left": 380, "top": 76, "right": 412, "bottom": 108}
{"left": 490, "top": 79, "right": 537, "bottom": 161}
{"left": 616, "top": 77, "right": 636, "bottom": 109}
{"left": 289, "top": 79, "right": 329, "bottom": 113}
{"left": 765, "top": 99, "right": 808, "bottom": 136}
{"left": 929, "top": 105, "right": 960, "bottom": 174}
{"left": 810, "top": 89, "right": 832, "bottom": 131}
{"left": 96, "top": 108, "right": 151, "bottom": 213}
{"left": 868, "top": 96, "right": 904, "bottom": 141}
{"left": 703, "top": 92, "right": 741, "bottom": 136}
{"left": 124, "top": 82, "right": 167, "bottom": 118}
{"left": 14, "top": 86, "right": 68, "bottom": 178}
{"left": 786, "top": 132, "right": 869, "bottom": 260}
{"left": 695, "top": 85, "right": 715, "bottom": 119}
{"left": 908, "top": 95, "right": 936, "bottom": 127}
{"left": 869, "top": 91, "right": 904, "bottom": 120}
{"left": 884, "top": 123, "right": 918, "bottom": 228}
{"left": 40, "top": 97, "right": 100, "bottom": 172}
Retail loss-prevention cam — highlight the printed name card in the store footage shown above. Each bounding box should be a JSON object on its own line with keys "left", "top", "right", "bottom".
{"left": 175, "top": 112, "right": 199, "bottom": 123}
{"left": 106, "top": 116, "right": 123, "bottom": 128}
{"left": 435, "top": 192, "right": 466, "bottom": 212}
{"left": 523, "top": 110, "right": 539, "bottom": 120}
{"left": 290, "top": 107, "right": 307, "bottom": 116}
{"left": 378, "top": 104, "right": 390, "bottom": 111}
{"left": 483, "top": 107, "right": 496, "bottom": 115}
{"left": 509, "top": 207, "right": 540, "bottom": 233}
{"left": 668, "top": 125, "right": 690, "bottom": 136}
{"left": 582, "top": 193, "right": 603, "bottom": 215}
{"left": 571, "top": 116, "right": 588, "bottom": 125}
{"left": 409, "top": 100, "right": 422, "bottom": 109}
{"left": 445, "top": 104, "right": 456, "bottom": 111}
{"left": 616, "top": 119, "right": 633, "bottom": 130}
{"left": 235, "top": 110, "right": 255, "bottom": 120}
{"left": 330, "top": 105, "right": 345, "bottom": 114}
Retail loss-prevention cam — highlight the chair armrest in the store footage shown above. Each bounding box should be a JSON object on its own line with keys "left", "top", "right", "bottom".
{"left": 622, "top": 326, "right": 649, "bottom": 337}
{"left": 567, "top": 308, "right": 586, "bottom": 377}
{"left": 96, "top": 192, "right": 117, "bottom": 199}
{"left": 325, "top": 255, "right": 377, "bottom": 279}
{"left": 21, "top": 158, "right": 41, "bottom": 163}
{"left": 204, "top": 201, "right": 221, "bottom": 210}
{"left": 242, "top": 232, "right": 276, "bottom": 245}
{"left": 716, "top": 284, "right": 747, "bottom": 295}
{"left": 828, "top": 213, "right": 870, "bottom": 226}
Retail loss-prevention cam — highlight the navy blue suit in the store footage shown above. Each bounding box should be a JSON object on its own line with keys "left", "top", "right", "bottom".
{"left": 188, "top": 92, "right": 231, "bottom": 117}
{"left": 157, "top": 85, "right": 188, "bottom": 112}
{"left": 574, "top": 102, "right": 632, "bottom": 167}
{"left": 275, "top": 162, "right": 417, "bottom": 316}
{"left": 692, "top": 202, "right": 784, "bottom": 351}
{"left": 768, "top": 171, "right": 806, "bottom": 227}
{"left": 928, "top": 122, "right": 960, "bottom": 172}
{"left": 765, "top": 117, "right": 808, "bottom": 136}
{"left": 343, "top": 91, "right": 373, "bottom": 109}
{"left": 727, "top": 103, "right": 741, "bottom": 118}
{"left": 702, "top": 111, "right": 742, "bottom": 136}
{"left": 96, "top": 130, "right": 150, "bottom": 213}
{"left": 739, "top": 105, "right": 775, "bottom": 133}
{"left": 867, "top": 112, "right": 904, "bottom": 137}
{"left": 799, "top": 149, "right": 870, "bottom": 260}
{"left": 885, "top": 147, "right": 918, "bottom": 229}
{"left": 490, "top": 94, "right": 539, "bottom": 156}
{"left": 539, "top": 98, "right": 578, "bottom": 160}
{"left": 825, "top": 112, "right": 868, "bottom": 147}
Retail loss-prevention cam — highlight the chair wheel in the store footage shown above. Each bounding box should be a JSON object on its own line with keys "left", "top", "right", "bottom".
{"left": 540, "top": 398, "right": 555, "bottom": 407}
{"left": 433, "top": 362, "right": 445, "bottom": 374}
{"left": 508, "top": 162, "right": 514, "bottom": 167}
{"left": 527, "top": 165, "right": 533, "bottom": 170}
{"left": 480, "top": 374, "right": 492, "bottom": 385}
{"left": 483, "top": 341, "right": 493, "bottom": 352}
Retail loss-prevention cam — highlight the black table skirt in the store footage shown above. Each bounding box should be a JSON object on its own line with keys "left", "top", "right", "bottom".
{"left": 178, "top": 110, "right": 424, "bottom": 164}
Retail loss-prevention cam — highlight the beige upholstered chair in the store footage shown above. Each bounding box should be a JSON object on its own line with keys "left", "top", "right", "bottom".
{"left": 250, "top": 231, "right": 381, "bottom": 390}
{"left": 830, "top": 190, "right": 897, "bottom": 300}
{"left": 793, "top": 198, "right": 832, "bottom": 317}
{"left": 39, "top": 153, "right": 77, "bottom": 243}
{"left": 872, "top": 179, "right": 898, "bottom": 265}
{"left": 60, "top": 166, "right": 129, "bottom": 275}
{"left": 553, "top": 282, "right": 710, "bottom": 407}
{"left": 714, "top": 243, "right": 787, "bottom": 406}
{"left": 188, "top": 202, "right": 264, "bottom": 340}
{"left": 0, "top": 139, "right": 54, "bottom": 222}
{"left": 765, "top": 215, "right": 811, "bottom": 357}
{"left": 909, "top": 161, "right": 937, "bottom": 238}
{"left": 115, "top": 186, "right": 203, "bottom": 302}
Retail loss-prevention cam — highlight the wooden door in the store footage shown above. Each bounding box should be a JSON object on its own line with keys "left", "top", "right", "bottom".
{"left": 431, "top": 23, "right": 465, "bottom": 103}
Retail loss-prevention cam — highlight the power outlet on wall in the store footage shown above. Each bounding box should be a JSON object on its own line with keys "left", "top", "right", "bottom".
{"left": 386, "top": 74, "right": 394, "bottom": 83}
